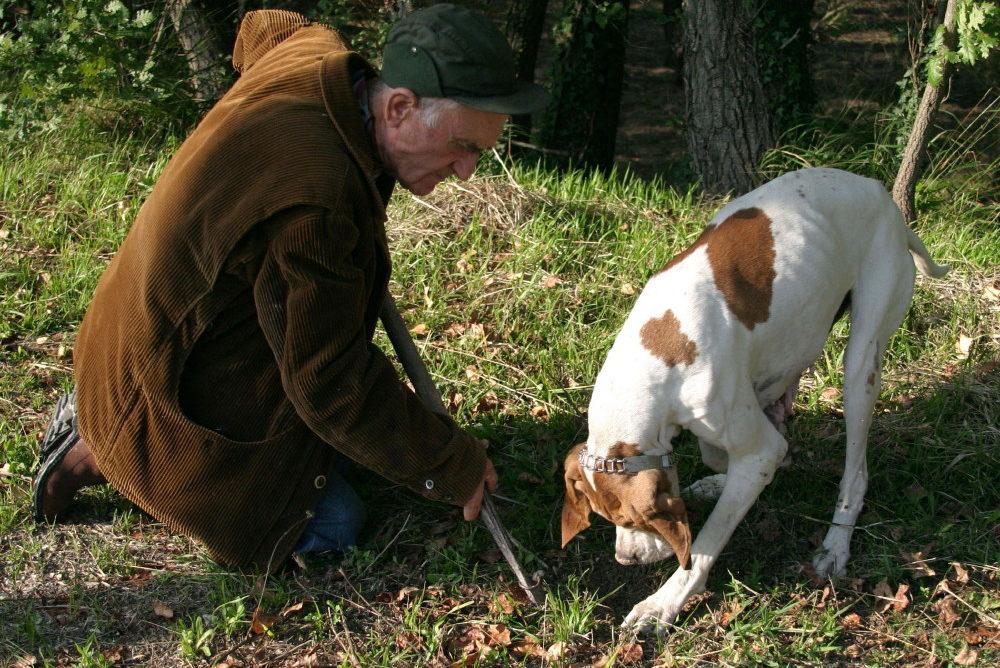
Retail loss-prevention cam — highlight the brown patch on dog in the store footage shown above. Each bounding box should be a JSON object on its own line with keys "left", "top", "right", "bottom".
{"left": 707, "top": 208, "right": 776, "bottom": 329}
{"left": 640, "top": 309, "right": 698, "bottom": 367}
{"left": 653, "top": 208, "right": 776, "bottom": 330}
{"left": 561, "top": 443, "right": 692, "bottom": 569}
{"left": 608, "top": 441, "right": 642, "bottom": 459}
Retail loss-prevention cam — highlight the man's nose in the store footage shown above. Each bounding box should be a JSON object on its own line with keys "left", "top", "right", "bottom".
{"left": 452, "top": 153, "right": 478, "bottom": 181}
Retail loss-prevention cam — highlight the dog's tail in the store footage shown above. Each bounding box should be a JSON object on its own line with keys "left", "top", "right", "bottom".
{"left": 906, "top": 227, "right": 950, "bottom": 278}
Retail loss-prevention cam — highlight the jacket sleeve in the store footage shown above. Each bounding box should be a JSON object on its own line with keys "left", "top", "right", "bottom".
{"left": 251, "top": 206, "right": 487, "bottom": 506}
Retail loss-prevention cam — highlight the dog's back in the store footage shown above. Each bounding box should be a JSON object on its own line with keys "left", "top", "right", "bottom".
{"left": 589, "top": 168, "right": 937, "bottom": 444}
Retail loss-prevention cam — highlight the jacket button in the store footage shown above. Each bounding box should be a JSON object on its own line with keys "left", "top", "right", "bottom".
{"left": 314, "top": 475, "right": 327, "bottom": 489}
{"left": 424, "top": 479, "right": 435, "bottom": 490}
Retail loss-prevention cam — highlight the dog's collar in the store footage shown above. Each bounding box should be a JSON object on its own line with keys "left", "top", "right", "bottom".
{"left": 578, "top": 447, "right": 673, "bottom": 475}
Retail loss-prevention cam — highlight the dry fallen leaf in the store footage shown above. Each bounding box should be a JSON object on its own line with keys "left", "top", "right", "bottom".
{"left": 901, "top": 551, "right": 936, "bottom": 578}
{"left": 251, "top": 606, "right": 279, "bottom": 634}
{"left": 409, "top": 323, "right": 430, "bottom": 336}
{"left": 617, "top": 643, "right": 643, "bottom": 662}
{"left": 620, "top": 282, "right": 636, "bottom": 295}
{"left": 474, "top": 391, "right": 500, "bottom": 414}
{"left": 280, "top": 600, "right": 306, "bottom": 617}
{"left": 955, "top": 335, "right": 974, "bottom": 359}
{"left": 540, "top": 275, "right": 561, "bottom": 289}
{"left": 820, "top": 387, "right": 842, "bottom": 403}
{"left": 954, "top": 647, "right": 979, "bottom": 666}
{"left": 468, "top": 323, "right": 486, "bottom": 339}
{"left": 874, "top": 578, "right": 895, "bottom": 613}
{"left": 485, "top": 624, "right": 512, "bottom": 647}
{"left": 983, "top": 281, "right": 1000, "bottom": 302}
{"left": 951, "top": 562, "right": 971, "bottom": 584}
{"left": 840, "top": 612, "right": 863, "bottom": 629}
{"left": 395, "top": 630, "right": 424, "bottom": 651}
{"left": 151, "top": 601, "right": 174, "bottom": 619}
{"left": 510, "top": 639, "right": 545, "bottom": 658}
{"left": 935, "top": 597, "right": 961, "bottom": 627}
{"left": 874, "top": 580, "right": 910, "bottom": 613}
{"left": 291, "top": 648, "right": 322, "bottom": 667}
{"left": 545, "top": 641, "right": 567, "bottom": 660}
{"left": 490, "top": 593, "right": 516, "bottom": 615}
{"left": 396, "top": 586, "right": 421, "bottom": 602}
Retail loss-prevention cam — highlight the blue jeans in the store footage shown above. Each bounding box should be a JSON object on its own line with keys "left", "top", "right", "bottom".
{"left": 294, "top": 466, "right": 366, "bottom": 554}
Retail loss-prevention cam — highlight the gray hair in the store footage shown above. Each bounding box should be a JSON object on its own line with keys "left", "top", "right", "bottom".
{"left": 369, "top": 78, "right": 461, "bottom": 129}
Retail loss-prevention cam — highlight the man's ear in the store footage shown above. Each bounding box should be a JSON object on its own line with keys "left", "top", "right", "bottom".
{"left": 384, "top": 88, "right": 418, "bottom": 129}
{"left": 561, "top": 444, "right": 592, "bottom": 548}
{"left": 650, "top": 493, "right": 692, "bottom": 569}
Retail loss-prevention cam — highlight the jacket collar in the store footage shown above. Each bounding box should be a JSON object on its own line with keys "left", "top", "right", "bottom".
{"left": 320, "top": 51, "right": 395, "bottom": 210}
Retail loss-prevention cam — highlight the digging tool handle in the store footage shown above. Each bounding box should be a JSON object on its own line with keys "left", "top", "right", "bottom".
{"left": 380, "top": 294, "right": 543, "bottom": 606}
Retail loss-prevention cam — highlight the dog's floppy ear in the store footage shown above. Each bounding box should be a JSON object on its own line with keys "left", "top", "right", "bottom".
{"left": 650, "top": 493, "right": 692, "bottom": 569}
{"left": 561, "top": 443, "right": 592, "bottom": 548}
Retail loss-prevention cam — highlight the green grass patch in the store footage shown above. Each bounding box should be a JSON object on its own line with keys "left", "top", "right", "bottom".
{"left": 2, "top": 113, "right": 999, "bottom": 665}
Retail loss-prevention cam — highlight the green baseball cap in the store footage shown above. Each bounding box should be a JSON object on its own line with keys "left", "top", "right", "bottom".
{"left": 380, "top": 3, "right": 549, "bottom": 115}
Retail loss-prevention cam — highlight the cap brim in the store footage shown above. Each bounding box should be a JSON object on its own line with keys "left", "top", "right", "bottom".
{"left": 449, "top": 81, "right": 549, "bottom": 115}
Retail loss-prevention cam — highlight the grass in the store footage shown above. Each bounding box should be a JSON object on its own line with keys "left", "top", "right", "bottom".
{"left": 1, "top": 108, "right": 999, "bottom": 666}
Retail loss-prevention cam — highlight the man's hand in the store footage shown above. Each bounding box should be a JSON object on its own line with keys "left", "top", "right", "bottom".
{"left": 463, "top": 458, "right": 498, "bottom": 521}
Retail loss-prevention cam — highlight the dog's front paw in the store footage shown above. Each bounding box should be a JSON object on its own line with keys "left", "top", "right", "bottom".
{"left": 622, "top": 595, "right": 684, "bottom": 635}
{"left": 812, "top": 526, "right": 853, "bottom": 579}
{"left": 812, "top": 546, "right": 849, "bottom": 580}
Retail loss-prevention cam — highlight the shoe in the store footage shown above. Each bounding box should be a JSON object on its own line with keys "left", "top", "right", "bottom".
{"left": 32, "top": 393, "right": 80, "bottom": 523}
{"left": 39, "top": 391, "right": 76, "bottom": 461}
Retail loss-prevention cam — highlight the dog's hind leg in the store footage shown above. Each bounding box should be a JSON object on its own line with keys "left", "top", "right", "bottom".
{"left": 812, "top": 241, "right": 916, "bottom": 579}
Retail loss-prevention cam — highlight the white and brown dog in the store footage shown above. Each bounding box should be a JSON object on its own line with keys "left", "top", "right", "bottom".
{"left": 562, "top": 168, "right": 949, "bottom": 632}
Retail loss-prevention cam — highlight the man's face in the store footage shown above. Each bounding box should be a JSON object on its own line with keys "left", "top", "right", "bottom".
{"left": 380, "top": 95, "right": 508, "bottom": 196}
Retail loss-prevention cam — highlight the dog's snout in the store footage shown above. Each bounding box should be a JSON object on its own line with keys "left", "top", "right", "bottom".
{"left": 615, "top": 527, "right": 676, "bottom": 566}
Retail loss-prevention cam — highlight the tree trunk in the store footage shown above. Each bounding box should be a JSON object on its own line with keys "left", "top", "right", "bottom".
{"left": 892, "top": 0, "right": 957, "bottom": 223}
{"left": 505, "top": 0, "right": 549, "bottom": 143}
{"left": 165, "top": 0, "right": 228, "bottom": 102}
{"left": 537, "top": 0, "right": 630, "bottom": 170}
{"left": 683, "top": 0, "right": 777, "bottom": 195}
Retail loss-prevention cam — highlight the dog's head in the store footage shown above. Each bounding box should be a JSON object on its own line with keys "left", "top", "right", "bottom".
{"left": 561, "top": 441, "right": 691, "bottom": 569}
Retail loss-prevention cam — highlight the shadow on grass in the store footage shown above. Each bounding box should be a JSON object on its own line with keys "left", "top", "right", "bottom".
{"left": 4, "top": 363, "right": 995, "bottom": 662}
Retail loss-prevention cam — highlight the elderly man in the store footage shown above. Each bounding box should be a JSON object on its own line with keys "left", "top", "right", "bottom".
{"left": 32, "top": 4, "right": 547, "bottom": 570}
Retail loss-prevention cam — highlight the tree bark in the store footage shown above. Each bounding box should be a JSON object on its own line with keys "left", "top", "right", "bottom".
{"left": 892, "top": 0, "right": 957, "bottom": 223}
{"left": 683, "top": 0, "right": 777, "bottom": 195}
{"left": 537, "top": 0, "right": 630, "bottom": 170}
{"left": 165, "top": 0, "right": 228, "bottom": 102}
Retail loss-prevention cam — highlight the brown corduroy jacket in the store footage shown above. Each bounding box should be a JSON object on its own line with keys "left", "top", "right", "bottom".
{"left": 74, "top": 10, "right": 487, "bottom": 569}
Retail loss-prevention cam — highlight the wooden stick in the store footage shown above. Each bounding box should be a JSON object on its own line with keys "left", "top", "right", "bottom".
{"left": 380, "top": 294, "right": 544, "bottom": 606}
